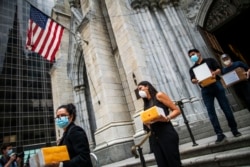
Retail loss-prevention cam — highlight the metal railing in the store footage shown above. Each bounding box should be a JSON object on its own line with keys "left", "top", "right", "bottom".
{"left": 176, "top": 100, "right": 198, "bottom": 146}
{"left": 90, "top": 152, "right": 100, "bottom": 167}
{"left": 131, "top": 131, "right": 151, "bottom": 167}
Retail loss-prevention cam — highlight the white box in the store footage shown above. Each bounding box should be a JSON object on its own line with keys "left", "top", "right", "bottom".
{"left": 221, "top": 67, "right": 247, "bottom": 88}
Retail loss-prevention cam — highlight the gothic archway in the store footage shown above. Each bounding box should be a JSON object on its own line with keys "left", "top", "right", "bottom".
{"left": 197, "top": 0, "right": 250, "bottom": 65}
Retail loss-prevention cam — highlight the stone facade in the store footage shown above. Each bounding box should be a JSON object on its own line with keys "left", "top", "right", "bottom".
{"left": 50, "top": 0, "right": 250, "bottom": 165}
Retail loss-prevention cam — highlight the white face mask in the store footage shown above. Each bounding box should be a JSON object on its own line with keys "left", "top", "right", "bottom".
{"left": 223, "top": 60, "right": 231, "bottom": 66}
{"left": 138, "top": 90, "right": 147, "bottom": 98}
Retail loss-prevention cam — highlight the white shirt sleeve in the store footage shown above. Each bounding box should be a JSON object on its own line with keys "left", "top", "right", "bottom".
{"left": 59, "top": 162, "right": 63, "bottom": 167}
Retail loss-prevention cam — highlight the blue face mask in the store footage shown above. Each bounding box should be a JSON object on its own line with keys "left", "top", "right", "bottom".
{"left": 55, "top": 116, "right": 69, "bottom": 128}
{"left": 7, "top": 149, "right": 13, "bottom": 156}
{"left": 191, "top": 54, "right": 199, "bottom": 63}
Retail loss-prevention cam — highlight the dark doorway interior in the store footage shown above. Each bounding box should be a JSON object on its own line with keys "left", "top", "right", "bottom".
{"left": 214, "top": 8, "right": 250, "bottom": 65}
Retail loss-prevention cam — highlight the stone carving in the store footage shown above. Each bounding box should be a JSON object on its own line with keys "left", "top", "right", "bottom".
{"left": 184, "top": 0, "right": 250, "bottom": 30}
{"left": 184, "top": 0, "right": 203, "bottom": 24}
{"left": 130, "top": 0, "right": 180, "bottom": 9}
{"left": 205, "top": 0, "right": 236, "bottom": 31}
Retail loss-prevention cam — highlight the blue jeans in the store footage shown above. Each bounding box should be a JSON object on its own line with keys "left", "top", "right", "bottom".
{"left": 201, "top": 81, "right": 238, "bottom": 135}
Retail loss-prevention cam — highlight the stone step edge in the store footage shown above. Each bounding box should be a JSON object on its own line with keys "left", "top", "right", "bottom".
{"left": 181, "top": 146, "right": 250, "bottom": 166}
{"left": 180, "top": 134, "right": 250, "bottom": 159}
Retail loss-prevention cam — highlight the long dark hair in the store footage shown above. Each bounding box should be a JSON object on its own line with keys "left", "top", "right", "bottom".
{"left": 138, "top": 81, "right": 158, "bottom": 109}
{"left": 56, "top": 103, "right": 77, "bottom": 122}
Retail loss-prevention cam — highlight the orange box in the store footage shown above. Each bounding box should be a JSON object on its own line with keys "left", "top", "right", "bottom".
{"left": 140, "top": 106, "right": 165, "bottom": 124}
{"left": 221, "top": 67, "right": 247, "bottom": 88}
{"left": 199, "top": 76, "right": 216, "bottom": 87}
{"left": 37, "top": 145, "right": 70, "bottom": 166}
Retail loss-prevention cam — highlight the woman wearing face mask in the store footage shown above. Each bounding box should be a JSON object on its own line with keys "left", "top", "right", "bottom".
{"left": 138, "top": 81, "right": 182, "bottom": 167}
{"left": 0, "top": 143, "right": 17, "bottom": 167}
{"left": 220, "top": 53, "right": 250, "bottom": 112}
{"left": 48, "top": 103, "right": 93, "bottom": 167}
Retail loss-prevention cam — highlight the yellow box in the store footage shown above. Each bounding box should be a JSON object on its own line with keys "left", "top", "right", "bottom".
{"left": 140, "top": 106, "right": 165, "bottom": 124}
{"left": 38, "top": 145, "right": 70, "bottom": 166}
{"left": 221, "top": 67, "right": 247, "bottom": 88}
{"left": 199, "top": 76, "right": 216, "bottom": 87}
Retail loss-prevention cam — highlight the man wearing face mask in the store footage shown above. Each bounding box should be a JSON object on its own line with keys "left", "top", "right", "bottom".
{"left": 47, "top": 103, "right": 93, "bottom": 167}
{"left": 188, "top": 49, "right": 241, "bottom": 144}
{"left": 0, "top": 143, "right": 17, "bottom": 167}
{"left": 220, "top": 53, "right": 250, "bottom": 112}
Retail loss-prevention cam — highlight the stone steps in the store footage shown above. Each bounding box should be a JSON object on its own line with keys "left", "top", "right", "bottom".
{"left": 176, "top": 109, "right": 250, "bottom": 145}
{"left": 101, "top": 109, "right": 250, "bottom": 167}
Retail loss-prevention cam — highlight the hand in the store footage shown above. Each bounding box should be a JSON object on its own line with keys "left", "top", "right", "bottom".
{"left": 246, "top": 70, "right": 250, "bottom": 79}
{"left": 191, "top": 78, "right": 199, "bottom": 84}
{"left": 9, "top": 154, "right": 17, "bottom": 162}
{"left": 152, "top": 115, "right": 169, "bottom": 122}
{"left": 211, "top": 71, "right": 217, "bottom": 78}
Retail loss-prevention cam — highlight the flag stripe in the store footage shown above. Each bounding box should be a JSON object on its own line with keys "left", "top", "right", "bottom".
{"left": 26, "top": 5, "right": 64, "bottom": 62}
{"left": 42, "top": 21, "right": 57, "bottom": 59}
{"left": 50, "top": 26, "right": 64, "bottom": 62}
{"left": 46, "top": 24, "right": 62, "bottom": 60}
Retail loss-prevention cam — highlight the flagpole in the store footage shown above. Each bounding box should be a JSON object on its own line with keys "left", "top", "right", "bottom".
{"left": 25, "top": 0, "right": 88, "bottom": 45}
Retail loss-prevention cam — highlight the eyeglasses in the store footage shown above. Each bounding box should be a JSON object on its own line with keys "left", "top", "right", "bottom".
{"left": 55, "top": 114, "right": 69, "bottom": 120}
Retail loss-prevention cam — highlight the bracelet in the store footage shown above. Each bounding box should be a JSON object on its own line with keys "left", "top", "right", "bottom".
{"left": 167, "top": 115, "right": 171, "bottom": 121}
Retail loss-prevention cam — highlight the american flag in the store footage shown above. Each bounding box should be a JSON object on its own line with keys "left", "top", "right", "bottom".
{"left": 26, "top": 5, "right": 64, "bottom": 62}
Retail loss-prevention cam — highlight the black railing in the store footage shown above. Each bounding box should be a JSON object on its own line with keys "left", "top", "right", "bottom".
{"left": 131, "top": 131, "right": 151, "bottom": 167}
{"left": 176, "top": 100, "right": 198, "bottom": 146}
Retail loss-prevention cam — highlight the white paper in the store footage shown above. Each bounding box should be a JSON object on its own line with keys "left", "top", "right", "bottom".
{"left": 193, "top": 63, "right": 212, "bottom": 81}
{"left": 157, "top": 107, "right": 166, "bottom": 117}
{"left": 222, "top": 71, "right": 240, "bottom": 85}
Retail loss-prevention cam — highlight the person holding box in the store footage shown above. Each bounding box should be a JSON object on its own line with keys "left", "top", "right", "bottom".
{"left": 188, "top": 49, "right": 241, "bottom": 144}
{"left": 138, "top": 81, "right": 182, "bottom": 167}
{"left": 47, "top": 103, "right": 93, "bottom": 167}
{"left": 220, "top": 53, "right": 250, "bottom": 112}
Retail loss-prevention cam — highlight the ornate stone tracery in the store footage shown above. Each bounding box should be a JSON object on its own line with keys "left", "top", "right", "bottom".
{"left": 184, "top": 0, "right": 250, "bottom": 31}
{"left": 130, "top": 0, "right": 180, "bottom": 9}
{"left": 205, "top": 0, "right": 237, "bottom": 31}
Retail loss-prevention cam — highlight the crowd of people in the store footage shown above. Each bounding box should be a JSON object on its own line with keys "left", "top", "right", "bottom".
{"left": 1, "top": 48, "right": 249, "bottom": 167}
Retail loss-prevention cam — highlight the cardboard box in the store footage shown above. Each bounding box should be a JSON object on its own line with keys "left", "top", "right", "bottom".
{"left": 36, "top": 145, "right": 70, "bottom": 167}
{"left": 193, "top": 63, "right": 216, "bottom": 87}
{"left": 199, "top": 76, "right": 216, "bottom": 87}
{"left": 221, "top": 67, "right": 247, "bottom": 88}
{"left": 140, "top": 106, "right": 165, "bottom": 124}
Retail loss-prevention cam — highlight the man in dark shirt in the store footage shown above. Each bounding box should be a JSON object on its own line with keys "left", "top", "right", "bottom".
{"left": 220, "top": 53, "right": 250, "bottom": 112}
{"left": 188, "top": 49, "right": 241, "bottom": 144}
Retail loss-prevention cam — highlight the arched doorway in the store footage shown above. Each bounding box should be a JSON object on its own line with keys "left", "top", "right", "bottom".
{"left": 213, "top": 8, "right": 250, "bottom": 65}
{"left": 197, "top": 1, "right": 250, "bottom": 111}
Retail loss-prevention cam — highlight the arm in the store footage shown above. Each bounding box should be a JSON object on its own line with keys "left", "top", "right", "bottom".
{"left": 238, "top": 61, "right": 250, "bottom": 78}
{"left": 154, "top": 92, "right": 181, "bottom": 122}
{"left": 189, "top": 68, "right": 199, "bottom": 84}
{"left": 211, "top": 68, "right": 221, "bottom": 78}
{"left": 209, "top": 58, "right": 221, "bottom": 77}
{"left": 3, "top": 155, "right": 16, "bottom": 167}
{"left": 63, "top": 126, "right": 92, "bottom": 167}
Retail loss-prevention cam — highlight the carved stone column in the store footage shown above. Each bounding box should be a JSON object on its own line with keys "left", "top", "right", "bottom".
{"left": 73, "top": 85, "right": 94, "bottom": 148}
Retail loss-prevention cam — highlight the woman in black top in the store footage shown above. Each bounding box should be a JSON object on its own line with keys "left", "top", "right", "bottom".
{"left": 49, "top": 103, "right": 93, "bottom": 167}
{"left": 138, "top": 81, "right": 182, "bottom": 167}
